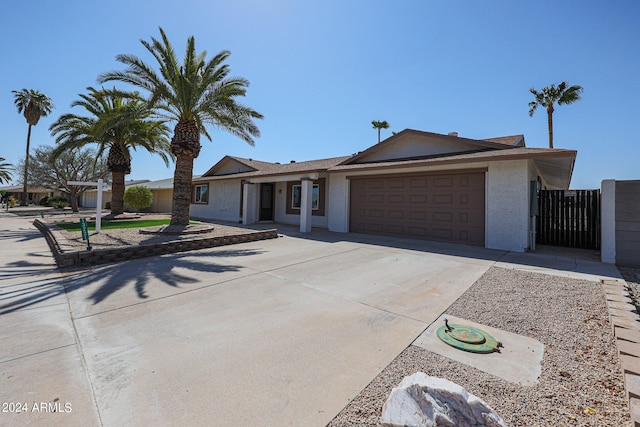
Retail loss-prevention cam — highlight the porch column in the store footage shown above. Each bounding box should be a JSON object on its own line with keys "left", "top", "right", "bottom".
{"left": 242, "top": 182, "right": 255, "bottom": 225}
{"left": 300, "top": 178, "right": 313, "bottom": 233}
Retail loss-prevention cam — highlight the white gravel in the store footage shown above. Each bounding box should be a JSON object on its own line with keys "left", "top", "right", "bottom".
{"left": 329, "top": 266, "right": 630, "bottom": 427}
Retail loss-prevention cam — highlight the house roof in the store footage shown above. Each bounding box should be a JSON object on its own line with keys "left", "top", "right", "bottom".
{"left": 201, "top": 155, "right": 275, "bottom": 177}
{"left": 0, "top": 185, "right": 52, "bottom": 193}
{"left": 85, "top": 178, "right": 182, "bottom": 192}
{"left": 329, "top": 147, "right": 576, "bottom": 189}
{"left": 194, "top": 156, "right": 351, "bottom": 182}
{"left": 482, "top": 135, "right": 525, "bottom": 147}
{"left": 340, "top": 129, "right": 524, "bottom": 166}
{"left": 193, "top": 128, "right": 575, "bottom": 188}
{"left": 135, "top": 177, "right": 176, "bottom": 189}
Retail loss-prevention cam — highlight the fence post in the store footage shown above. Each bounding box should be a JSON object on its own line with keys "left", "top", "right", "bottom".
{"left": 601, "top": 180, "right": 616, "bottom": 263}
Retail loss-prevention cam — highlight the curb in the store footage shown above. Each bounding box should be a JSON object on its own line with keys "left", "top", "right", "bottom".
{"left": 601, "top": 277, "right": 640, "bottom": 426}
{"left": 33, "top": 218, "right": 279, "bottom": 268}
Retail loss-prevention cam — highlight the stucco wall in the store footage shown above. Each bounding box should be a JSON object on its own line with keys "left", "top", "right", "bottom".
{"left": 274, "top": 181, "right": 329, "bottom": 228}
{"left": 327, "top": 172, "right": 350, "bottom": 232}
{"left": 486, "top": 160, "right": 530, "bottom": 252}
{"left": 150, "top": 189, "right": 172, "bottom": 213}
{"left": 190, "top": 179, "right": 242, "bottom": 222}
{"left": 615, "top": 180, "right": 640, "bottom": 267}
{"left": 601, "top": 180, "right": 616, "bottom": 263}
{"left": 601, "top": 179, "right": 640, "bottom": 267}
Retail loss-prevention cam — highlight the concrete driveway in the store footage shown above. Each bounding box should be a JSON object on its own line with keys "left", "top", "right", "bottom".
{"left": 0, "top": 216, "right": 620, "bottom": 426}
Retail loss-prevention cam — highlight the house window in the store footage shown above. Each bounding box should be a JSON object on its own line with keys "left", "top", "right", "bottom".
{"left": 286, "top": 179, "right": 325, "bottom": 216}
{"left": 291, "top": 184, "right": 319, "bottom": 210}
{"left": 194, "top": 184, "right": 208, "bottom": 204}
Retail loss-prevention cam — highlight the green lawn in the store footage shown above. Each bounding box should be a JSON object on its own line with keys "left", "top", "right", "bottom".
{"left": 56, "top": 219, "right": 192, "bottom": 232}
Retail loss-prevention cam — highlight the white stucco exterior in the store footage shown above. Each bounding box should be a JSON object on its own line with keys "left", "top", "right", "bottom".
{"left": 600, "top": 179, "right": 616, "bottom": 263}
{"left": 273, "top": 181, "right": 329, "bottom": 228}
{"left": 485, "top": 160, "right": 531, "bottom": 252}
{"left": 190, "top": 179, "right": 243, "bottom": 222}
{"left": 190, "top": 130, "right": 574, "bottom": 253}
{"left": 327, "top": 172, "right": 350, "bottom": 233}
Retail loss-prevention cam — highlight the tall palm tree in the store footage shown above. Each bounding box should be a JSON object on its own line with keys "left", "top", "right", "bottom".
{"left": 372, "top": 120, "right": 390, "bottom": 143}
{"left": 12, "top": 89, "right": 54, "bottom": 205}
{"left": 0, "top": 157, "right": 12, "bottom": 184}
{"left": 50, "top": 87, "right": 171, "bottom": 215}
{"left": 528, "top": 81, "right": 583, "bottom": 148}
{"left": 98, "top": 27, "right": 263, "bottom": 226}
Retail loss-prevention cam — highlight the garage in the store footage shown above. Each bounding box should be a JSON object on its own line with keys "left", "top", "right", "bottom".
{"left": 349, "top": 170, "right": 486, "bottom": 245}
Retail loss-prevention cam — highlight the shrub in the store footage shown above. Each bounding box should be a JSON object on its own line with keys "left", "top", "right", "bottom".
{"left": 39, "top": 196, "right": 49, "bottom": 206}
{"left": 48, "top": 195, "right": 69, "bottom": 209}
{"left": 124, "top": 186, "right": 153, "bottom": 211}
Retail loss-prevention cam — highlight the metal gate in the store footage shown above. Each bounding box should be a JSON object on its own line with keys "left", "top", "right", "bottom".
{"left": 536, "top": 189, "right": 600, "bottom": 249}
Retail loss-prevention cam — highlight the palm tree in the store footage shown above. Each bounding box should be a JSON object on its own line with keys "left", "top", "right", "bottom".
{"left": 528, "top": 82, "right": 583, "bottom": 149}
{"left": 372, "top": 120, "right": 390, "bottom": 143}
{"left": 12, "top": 89, "right": 54, "bottom": 205}
{"left": 50, "top": 87, "right": 171, "bottom": 215}
{"left": 98, "top": 27, "right": 263, "bottom": 226}
{"left": 0, "top": 157, "right": 12, "bottom": 184}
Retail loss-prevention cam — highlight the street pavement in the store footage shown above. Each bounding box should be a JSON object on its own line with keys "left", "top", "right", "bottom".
{"left": 0, "top": 212, "right": 621, "bottom": 426}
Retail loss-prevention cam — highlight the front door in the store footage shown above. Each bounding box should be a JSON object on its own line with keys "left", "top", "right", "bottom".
{"left": 259, "top": 183, "right": 274, "bottom": 221}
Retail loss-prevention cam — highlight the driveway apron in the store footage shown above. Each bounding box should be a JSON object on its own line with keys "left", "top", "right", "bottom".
{"left": 1, "top": 215, "right": 497, "bottom": 426}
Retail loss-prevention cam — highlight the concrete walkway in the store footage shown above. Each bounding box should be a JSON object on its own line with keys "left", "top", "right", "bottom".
{"left": 0, "top": 214, "right": 622, "bottom": 426}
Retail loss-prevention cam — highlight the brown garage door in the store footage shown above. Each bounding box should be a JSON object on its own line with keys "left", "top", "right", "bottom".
{"left": 349, "top": 171, "right": 485, "bottom": 245}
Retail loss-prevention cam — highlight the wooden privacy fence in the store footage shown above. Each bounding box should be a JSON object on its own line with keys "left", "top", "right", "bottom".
{"left": 536, "top": 189, "right": 600, "bottom": 249}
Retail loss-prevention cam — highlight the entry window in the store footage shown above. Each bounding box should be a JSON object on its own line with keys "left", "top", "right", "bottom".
{"left": 194, "top": 184, "right": 208, "bottom": 204}
{"left": 291, "top": 184, "right": 319, "bottom": 210}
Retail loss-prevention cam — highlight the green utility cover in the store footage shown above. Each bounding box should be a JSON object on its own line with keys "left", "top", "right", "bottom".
{"left": 437, "top": 321, "right": 502, "bottom": 354}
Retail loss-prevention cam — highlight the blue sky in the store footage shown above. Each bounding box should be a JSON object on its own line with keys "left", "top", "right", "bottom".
{"left": 1, "top": 1, "right": 638, "bottom": 189}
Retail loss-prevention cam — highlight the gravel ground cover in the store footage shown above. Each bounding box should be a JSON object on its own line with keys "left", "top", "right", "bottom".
{"left": 329, "top": 266, "right": 630, "bottom": 426}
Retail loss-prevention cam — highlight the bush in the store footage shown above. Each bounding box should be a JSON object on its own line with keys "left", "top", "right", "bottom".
{"left": 124, "top": 186, "right": 153, "bottom": 211}
{"left": 39, "top": 196, "right": 49, "bottom": 206}
{"left": 47, "top": 195, "right": 69, "bottom": 209}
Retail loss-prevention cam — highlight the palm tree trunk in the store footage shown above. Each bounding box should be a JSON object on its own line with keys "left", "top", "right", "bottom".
{"left": 377, "top": 128, "right": 381, "bottom": 144}
{"left": 171, "top": 153, "right": 194, "bottom": 226}
{"left": 546, "top": 105, "right": 554, "bottom": 149}
{"left": 170, "top": 120, "right": 200, "bottom": 226}
{"left": 110, "top": 170, "right": 126, "bottom": 215}
{"left": 21, "top": 124, "right": 32, "bottom": 206}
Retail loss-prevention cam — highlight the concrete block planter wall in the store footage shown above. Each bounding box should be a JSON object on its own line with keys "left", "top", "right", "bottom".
{"left": 33, "top": 219, "right": 278, "bottom": 268}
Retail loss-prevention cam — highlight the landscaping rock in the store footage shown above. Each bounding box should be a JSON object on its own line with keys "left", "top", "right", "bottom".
{"left": 380, "top": 372, "right": 507, "bottom": 427}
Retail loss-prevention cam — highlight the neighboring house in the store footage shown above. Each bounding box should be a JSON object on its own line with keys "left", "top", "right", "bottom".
{"left": 140, "top": 178, "right": 175, "bottom": 213}
{"left": 0, "top": 185, "right": 60, "bottom": 205}
{"left": 191, "top": 129, "right": 576, "bottom": 252}
{"left": 81, "top": 179, "right": 150, "bottom": 209}
{"left": 82, "top": 178, "right": 176, "bottom": 213}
